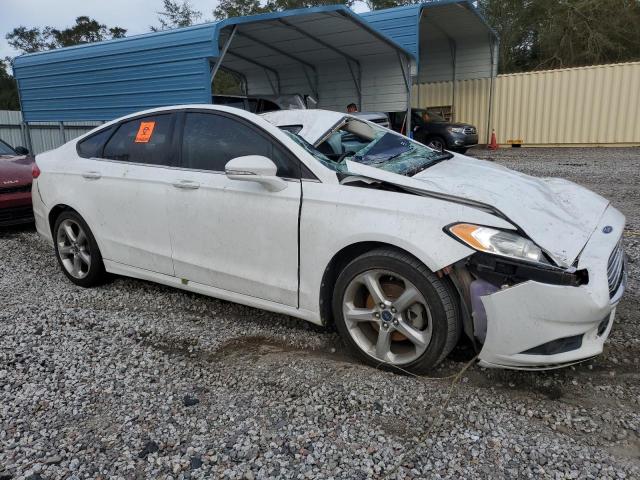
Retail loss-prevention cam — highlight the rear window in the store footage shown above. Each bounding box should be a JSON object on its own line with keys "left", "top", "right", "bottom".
{"left": 76, "top": 127, "right": 114, "bottom": 158}
{"left": 103, "top": 114, "right": 176, "bottom": 166}
{"left": 0, "top": 140, "right": 16, "bottom": 155}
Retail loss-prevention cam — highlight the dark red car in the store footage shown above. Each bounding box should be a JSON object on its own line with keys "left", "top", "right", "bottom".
{"left": 0, "top": 139, "right": 35, "bottom": 226}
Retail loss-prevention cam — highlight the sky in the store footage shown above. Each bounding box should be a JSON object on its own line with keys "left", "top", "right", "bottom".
{"left": 1, "top": 0, "right": 369, "bottom": 63}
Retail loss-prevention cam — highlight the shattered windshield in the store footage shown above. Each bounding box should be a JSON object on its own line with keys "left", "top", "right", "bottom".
{"left": 313, "top": 119, "right": 452, "bottom": 177}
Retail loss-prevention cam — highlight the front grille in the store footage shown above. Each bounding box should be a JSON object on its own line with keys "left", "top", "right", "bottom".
{"left": 463, "top": 127, "right": 477, "bottom": 135}
{"left": 0, "top": 183, "right": 31, "bottom": 195}
{"left": 607, "top": 238, "right": 625, "bottom": 297}
{"left": 0, "top": 205, "right": 33, "bottom": 225}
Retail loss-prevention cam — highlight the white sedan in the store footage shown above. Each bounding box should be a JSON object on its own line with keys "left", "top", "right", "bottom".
{"left": 32, "top": 105, "right": 626, "bottom": 372}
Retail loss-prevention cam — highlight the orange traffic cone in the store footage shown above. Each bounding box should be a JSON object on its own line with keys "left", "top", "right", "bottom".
{"left": 488, "top": 129, "right": 498, "bottom": 150}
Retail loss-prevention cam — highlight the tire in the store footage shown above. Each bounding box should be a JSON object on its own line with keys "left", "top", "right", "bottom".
{"left": 53, "top": 211, "right": 106, "bottom": 287}
{"left": 425, "top": 136, "right": 446, "bottom": 152}
{"left": 332, "top": 248, "right": 460, "bottom": 374}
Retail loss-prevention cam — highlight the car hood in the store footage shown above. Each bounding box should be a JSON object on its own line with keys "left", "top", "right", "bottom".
{"left": 344, "top": 153, "right": 610, "bottom": 267}
{"left": 428, "top": 122, "right": 473, "bottom": 128}
{"left": 0, "top": 155, "right": 34, "bottom": 186}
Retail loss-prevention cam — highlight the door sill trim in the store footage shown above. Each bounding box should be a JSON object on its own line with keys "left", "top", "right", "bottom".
{"left": 103, "top": 259, "right": 321, "bottom": 325}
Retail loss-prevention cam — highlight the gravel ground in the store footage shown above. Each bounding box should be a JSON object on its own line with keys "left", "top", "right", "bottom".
{"left": 1, "top": 147, "right": 639, "bottom": 479}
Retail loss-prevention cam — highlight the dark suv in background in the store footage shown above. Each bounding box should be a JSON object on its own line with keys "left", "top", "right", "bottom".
{"left": 389, "top": 109, "right": 478, "bottom": 153}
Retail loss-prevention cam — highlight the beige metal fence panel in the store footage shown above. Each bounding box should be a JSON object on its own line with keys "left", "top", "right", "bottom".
{"left": 414, "top": 61, "right": 640, "bottom": 146}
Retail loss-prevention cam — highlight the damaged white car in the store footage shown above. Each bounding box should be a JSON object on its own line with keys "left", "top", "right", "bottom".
{"left": 33, "top": 105, "right": 626, "bottom": 372}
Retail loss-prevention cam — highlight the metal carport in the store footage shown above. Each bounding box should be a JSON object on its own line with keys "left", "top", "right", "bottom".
{"left": 12, "top": 6, "right": 415, "bottom": 126}
{"left": 361, "top": 1, "right": 498, "bottom": 138}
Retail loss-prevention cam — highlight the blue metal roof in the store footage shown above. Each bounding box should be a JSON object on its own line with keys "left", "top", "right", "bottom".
{"left": 361, "top": 1, "right": 498, "bottom": 69}
{"left": 13, "top": 23, "right": 220, "bottom": 122}
{"left": 14, "top": 6, "right": 414, "bottom": 122}
{"left": 361, "top": 5, "right": 423, "bottom": 60}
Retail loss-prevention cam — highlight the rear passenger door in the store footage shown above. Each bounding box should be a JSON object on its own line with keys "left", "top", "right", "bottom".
{"left": 166, "top": 110, "right": 302, "bottom": 306}
{"left": 75, "top": 112, "right": 178, "bottom": 275}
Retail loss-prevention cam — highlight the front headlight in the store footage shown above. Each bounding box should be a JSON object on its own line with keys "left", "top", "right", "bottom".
{"left": 447, "top": 223, "right": 549, "bottom": 265}
{"left": 448, "top": 127, "right": 465, "bottom": 134}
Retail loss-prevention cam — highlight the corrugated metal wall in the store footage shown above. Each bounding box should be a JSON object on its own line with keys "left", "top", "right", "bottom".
{"left": 0, "top": 110, "right": 100, "bottom": 154}
{"left": 414, "top": 61, "right": 640, "bottom": 146}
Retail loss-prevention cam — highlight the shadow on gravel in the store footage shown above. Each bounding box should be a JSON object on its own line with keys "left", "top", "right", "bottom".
{"left": 141, "top": 333, "right": 357, "bottom": 367}
{"left": 0, "top": 223, "right": 35, "bottom": 238}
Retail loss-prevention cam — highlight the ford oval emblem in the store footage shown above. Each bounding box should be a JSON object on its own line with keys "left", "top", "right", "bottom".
{"left": 602, "top": 226, "right": 613, "bottom": 234}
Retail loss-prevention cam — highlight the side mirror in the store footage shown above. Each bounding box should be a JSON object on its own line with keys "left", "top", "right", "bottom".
{"left": 225, "top": 155, "right": 287, "bottom": 192}
{"left": 14, "top": 146, "right": 29, "bottom": 155}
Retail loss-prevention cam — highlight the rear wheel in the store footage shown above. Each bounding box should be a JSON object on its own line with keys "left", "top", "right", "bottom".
{"left": 332, "top": 249, "right": 460, "bottom": 374}
{"left": 54, "top": 211, "right": 106, "bottom": 287}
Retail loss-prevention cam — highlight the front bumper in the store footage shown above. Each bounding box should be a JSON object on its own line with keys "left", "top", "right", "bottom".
{"left": 477, "top": 205, "right": 626, "bottom": 369}
{"left": 449, "top": 133, "right": 478, "bottom": 148}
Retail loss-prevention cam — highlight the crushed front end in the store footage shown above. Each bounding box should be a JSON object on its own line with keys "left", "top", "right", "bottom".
{"left": 457, "top": 205, "right": 626, "bottom": 369}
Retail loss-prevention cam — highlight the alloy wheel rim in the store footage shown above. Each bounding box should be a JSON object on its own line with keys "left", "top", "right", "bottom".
{"left": 56, "top": 219, "right": 91, "bottom": 279}
{"left": 342, "top": 269, "right": 433, "bottom": 365}
{"left": 428, "top": 139, "right": 444, "bottom": 151}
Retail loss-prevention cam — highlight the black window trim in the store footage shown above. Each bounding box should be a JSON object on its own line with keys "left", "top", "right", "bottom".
{"left": 176, "top": 108, "right": 317, "bottom": 181}
{"left": 76, "top": 107, "right": 319, "bottom": 181}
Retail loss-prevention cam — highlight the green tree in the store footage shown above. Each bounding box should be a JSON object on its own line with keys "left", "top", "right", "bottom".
{"left": 6, "top": 16, "right": 127, "bottom": 54}
{"left": 213, "top": 0, "right": 264, "bottom": 19}
{"left": 365, "top": 0, "right": 412, "bottom": 11}
{"left": 0, "top": 58, "right": 20, "bottom": 110}
{"left": 151, "top": 0, "right": 203, "bottom": 31}
{"left": 478, "top": 0, "right": 640, "bottom": 73}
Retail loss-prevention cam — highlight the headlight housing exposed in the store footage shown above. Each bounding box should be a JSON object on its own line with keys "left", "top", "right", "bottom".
{"left": 448, "top": 223, "right": 549, "bottom": 265}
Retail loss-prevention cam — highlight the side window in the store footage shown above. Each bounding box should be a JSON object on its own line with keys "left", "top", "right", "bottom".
{"left": 181, "top": 112, "right": 298, "bottom": 178}
{"left": 247, "top": 99, "right": 259, "bottom": 113}
{"left": 77, "top": 127, "right": 114, "bottom": 158}
{"left": 257, "top": 100, "right": 280, "bottom": 113}
{"left": 103, "top": 114, "right": 175, "bottom": 166}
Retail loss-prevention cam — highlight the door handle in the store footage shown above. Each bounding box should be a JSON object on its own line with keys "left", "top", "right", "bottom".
{"left": 172, "top": 180, "right": 200, "bottom": 190}
{"left": 82, "top": 171, "right": 101, "bottom": 180}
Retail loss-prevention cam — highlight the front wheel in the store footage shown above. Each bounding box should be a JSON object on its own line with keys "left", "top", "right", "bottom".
{"left": 53, "top": 211, "right": 106, "bottom": 287}
{"left": 332, "top": 249, "right": 461, "bottom": 374}
{"left": 425, "top": 136, "right": 446, "bottom": 152}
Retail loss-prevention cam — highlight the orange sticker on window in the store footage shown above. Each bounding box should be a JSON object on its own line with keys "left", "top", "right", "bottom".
{"left": 135, "top": 121, "right": 156, "bottom": 143}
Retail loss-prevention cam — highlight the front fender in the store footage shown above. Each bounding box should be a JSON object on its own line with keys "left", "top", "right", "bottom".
{"left": 298, "top": 181, "right": 514, "bottom": 315}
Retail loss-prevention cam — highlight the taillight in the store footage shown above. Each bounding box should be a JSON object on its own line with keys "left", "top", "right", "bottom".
{"left": 32, "top": 163, "right": 41, "bottom": 179}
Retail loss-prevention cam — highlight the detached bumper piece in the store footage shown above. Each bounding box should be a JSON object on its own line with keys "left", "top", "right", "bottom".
{"left": 474, "top": 205, "right": 625, "bottom": 370}
{"left": 0, "top": 205, "right": 34, "bottom": 226}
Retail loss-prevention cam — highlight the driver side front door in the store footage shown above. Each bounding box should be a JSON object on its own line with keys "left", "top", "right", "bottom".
{"left": 166, "top": 111, "right": 302, "bottom": 306}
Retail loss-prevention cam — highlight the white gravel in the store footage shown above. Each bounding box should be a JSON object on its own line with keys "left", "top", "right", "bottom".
{"left": 1, "top": 147, "right": 639, "bottom": 479}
